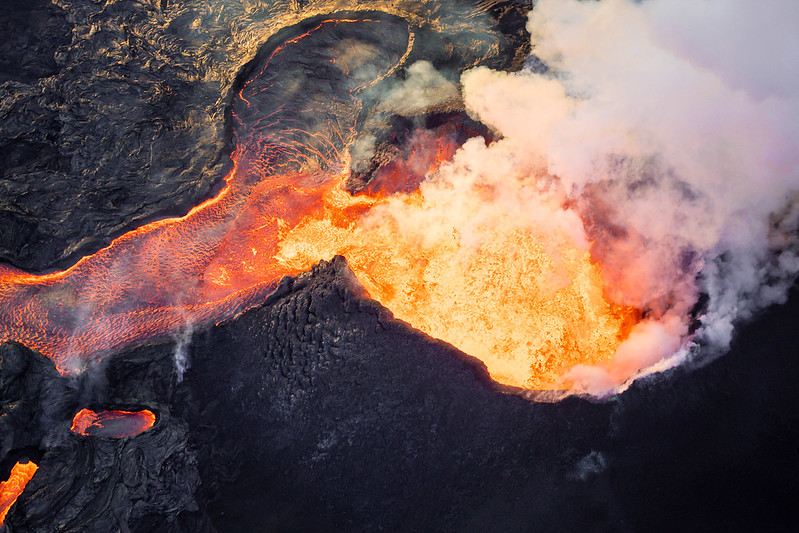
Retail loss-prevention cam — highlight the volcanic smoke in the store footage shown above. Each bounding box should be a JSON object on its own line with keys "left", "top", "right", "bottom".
{"left": 0, "top": 2, "right": 797, "bottom": 394}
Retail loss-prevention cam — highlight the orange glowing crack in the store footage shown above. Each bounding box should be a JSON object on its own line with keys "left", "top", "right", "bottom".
{"left": 0, "top": 461, "right": 38, "bottom": 527}
{"left": 70, "top": 409, "right": 156, "bottom": 438}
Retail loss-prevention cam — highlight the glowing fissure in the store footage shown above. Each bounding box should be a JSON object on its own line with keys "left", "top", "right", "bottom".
{"left": 0, "top": 461, "right": 38, "bottom": 527}
{"left": 70, "top": 409, "right": 156, "bottom": 438}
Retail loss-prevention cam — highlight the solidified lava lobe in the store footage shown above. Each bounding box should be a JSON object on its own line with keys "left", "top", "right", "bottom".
{"left": 70, "top": 408, "right": 156, "bottom": 438}
{"left": 0, "top": 461, "right": 38, "bottom": 527}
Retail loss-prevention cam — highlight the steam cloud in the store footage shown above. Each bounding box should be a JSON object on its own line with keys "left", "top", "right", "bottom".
{"left": 351, "top": 60, "right": 460, "bottom": 172}
{"left": 172, "top": 320, "right": 194, "bottom": 383}
{"left": 413, "top": 0, "right": 798, "bottom": 393}
{"left": 379, "top": 60, "right": 459, "bottom": 114}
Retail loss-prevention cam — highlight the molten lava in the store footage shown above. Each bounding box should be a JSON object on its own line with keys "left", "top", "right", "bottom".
{"left": 0, "top": 461, "right": 38, "bottom": 528}
{"left": 0, "top": 15, "right": 641, "bottom": 390}
{"left": 70, "top": 409, "right": 156, "bottom": 438}
{"left": 0, "top": 17, "right": 408, "bottom": 374}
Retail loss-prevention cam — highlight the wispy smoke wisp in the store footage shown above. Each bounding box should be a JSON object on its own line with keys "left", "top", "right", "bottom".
{"left": 173, "top": 321, "right": 194, "bottom": 383}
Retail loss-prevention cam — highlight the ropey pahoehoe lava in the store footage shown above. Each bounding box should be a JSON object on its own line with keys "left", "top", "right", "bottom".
{"left": 1, "top": 0, "right": 798, "bottom": 530}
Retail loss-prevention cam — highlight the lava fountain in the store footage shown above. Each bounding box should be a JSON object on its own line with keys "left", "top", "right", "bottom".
{"left": 274, "top": 129, "right": 638, "bottom": 388}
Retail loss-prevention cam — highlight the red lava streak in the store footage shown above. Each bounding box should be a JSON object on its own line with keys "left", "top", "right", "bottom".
{"left": 70, "top": 409, "right": 156, "bottom": 438}
{"left": 0, "top": 461, "right": 38, "bottom": 528}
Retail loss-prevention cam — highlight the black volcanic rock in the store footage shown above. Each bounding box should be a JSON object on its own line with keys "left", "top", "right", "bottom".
{"left": 1, "top": 342, "right": 72, "bottom": 462}
{"left": 0, "top": 342, "right": 207, "bottom": 533}
{"left": 184, "top": 257, "right": 613, "bottom": 532}
{"left": 2, "top": 258, "right": 799, "bottom": 531}
{"left": 176, "top": 260, "right": 799, "bottom": 532}
{"left": 603, "top": 290, "right": 799, "bottom": 532}
{"left": 0, "top": 0, "right": 233, "bottom": 272}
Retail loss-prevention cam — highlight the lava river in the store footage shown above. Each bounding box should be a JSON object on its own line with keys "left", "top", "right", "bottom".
{"left": 0, "top": 14, "right": 638, "bottom": 390}
{"left": 0, "top": 461, "right": 38, "bottom": 529}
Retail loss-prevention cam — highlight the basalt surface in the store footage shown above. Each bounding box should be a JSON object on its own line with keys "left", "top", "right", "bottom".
{"left": 0, "top": 0, "right": 531, "bottom": 272}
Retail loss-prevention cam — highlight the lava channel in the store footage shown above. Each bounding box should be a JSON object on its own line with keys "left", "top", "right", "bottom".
{"left": 0, "top": 15, "right": 412, "bottom": 374}
{"left": 0, "top": 461, "right": 38, "bottom": 528}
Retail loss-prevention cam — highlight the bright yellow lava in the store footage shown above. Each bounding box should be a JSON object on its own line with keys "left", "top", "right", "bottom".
{"left": 276, "top": 169, "right": 636, "bottom": 390}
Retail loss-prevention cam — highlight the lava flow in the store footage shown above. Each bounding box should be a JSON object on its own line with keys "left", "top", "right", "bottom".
{"left": 0, "top": 461, "right": 38, "bottom": 528}
{"left": 274, "top": 130, "right": 638, "bottom": 389}
{"left": 0, "top": 16, "right": 411, "bottom": 374}
{"left": 70, "top": 409, "right": 156, "bottom": 438}
{"left": 0, "top": 14, "right": 640, "bottom": 390}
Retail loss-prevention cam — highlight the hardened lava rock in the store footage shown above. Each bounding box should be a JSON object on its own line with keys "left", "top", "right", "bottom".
{"left": 181, "top": 258, "right": 799, "bottom": 532}
{"left": 0, "top": 0, "right": 532, "bottom": 272}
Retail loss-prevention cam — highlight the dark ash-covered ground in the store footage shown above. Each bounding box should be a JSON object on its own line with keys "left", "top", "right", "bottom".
{"left": 2, "top": 1, "right": 799, "bottom": 531}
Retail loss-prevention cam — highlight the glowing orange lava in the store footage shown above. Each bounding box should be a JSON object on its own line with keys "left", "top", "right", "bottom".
{"left": 70, "top": 408, "right": 156, "bottom": 438}
{"left": 0, "top": 16, "right": 640, "bottom": 390}
{"left": 0, "top": 461, "right": 38, "bottom": 528}
{"left": 275, "top": 134, "right": 637, "bottom": 389}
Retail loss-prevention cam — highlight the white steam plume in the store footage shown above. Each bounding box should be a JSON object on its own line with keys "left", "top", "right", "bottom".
{"left": 379, "top": 60, "right": 459, "bottom": 115}
{"left": 451, "top": 0, "right": 799, "bottom": 393}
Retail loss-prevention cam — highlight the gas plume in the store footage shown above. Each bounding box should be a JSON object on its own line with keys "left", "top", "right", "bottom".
{"left": 456, "top": 0, "right": 799, "bottom": 392}
{"left": 172, "top": 318, "right": 194, "bottom": 383}
{"left": 378, "top": 61, "right": 459, "bottom": 115}
{"left": 350, "top": 60, "right": 460, "bottom": 173}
